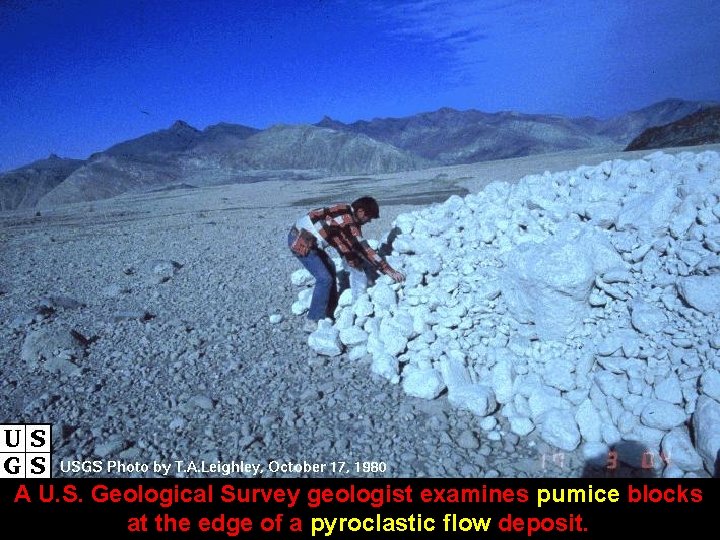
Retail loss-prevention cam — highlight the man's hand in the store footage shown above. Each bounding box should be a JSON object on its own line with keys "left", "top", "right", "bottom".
{"left": 387, "top": 269, "right": 405, "bottom": 283}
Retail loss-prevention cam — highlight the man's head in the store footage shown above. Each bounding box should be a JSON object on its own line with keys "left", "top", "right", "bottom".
{"left": 352, "top": 196, "right": 380, "bottom": 224}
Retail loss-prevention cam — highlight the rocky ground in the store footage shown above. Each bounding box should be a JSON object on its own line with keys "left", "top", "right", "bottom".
{"left": 2, "top": 145, "right": 718, "bottom": 479}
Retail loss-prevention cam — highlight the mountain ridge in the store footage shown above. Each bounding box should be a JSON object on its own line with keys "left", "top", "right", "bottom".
{"left": 2, "top": 98, "right": 719, "bottom": 210}
{"left": 625, "top": 105, "right": 720, "bottom": 151}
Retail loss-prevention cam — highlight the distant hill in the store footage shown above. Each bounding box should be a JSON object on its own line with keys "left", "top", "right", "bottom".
{"left": 191, "top": 122, "right": 261, "bottom": 153}
{"left": 35, "top": 121, "right": 261, "bottom": 208}
{"left": 99, "top": 120, "right": 204, "bottom": 158}
{"left": 0, "top": 155, "right": 85, "bottom": 211}
{"left": 36, "top": 154, "right": 183, "bottom": 208}
{"left": 315, "top": 98, "right": 718, "bottom": 165}
{"left": 317, "top": 107, "right": 615, "bottom": 164}
{"left": 598, "top": 98, "right": 718, "bottom": 143}
{"left": 89, "top": 120, "right": 260, "bottom": 161}
{"left": 35, "top": 124, "right": 424, "bottom": 208}
{"left": 2, "top": 97, "right": 719, "bottom": 210}
{"left": 625, "top": 105, "right": 720, "bottom": 151}
{"left": 205, "top": 124, "right": 427, "bottom": 173}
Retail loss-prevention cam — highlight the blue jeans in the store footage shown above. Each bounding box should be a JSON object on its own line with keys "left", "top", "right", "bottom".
{"left": 288, "top": 229, "right": 338, "bottom": 321}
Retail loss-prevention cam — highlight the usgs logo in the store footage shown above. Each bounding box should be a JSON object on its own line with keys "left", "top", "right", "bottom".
{"left": 0, "top": 424, "right": 52, "bottom": 478}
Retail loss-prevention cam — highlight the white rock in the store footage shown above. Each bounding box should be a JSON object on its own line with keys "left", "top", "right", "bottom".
{"left": 291, "top": 288, "right": 313, "bottom": 315}
{"left": 402, "top": 368, "right": 445, "bottom": 399}
{"left": 626, "top": 423, "right": 667, "bottom": 450}
{"left": 150, "top": 259, "right": 181, "bottom": 282}
{"left": 630, "top": 300, "right": 667, "bottom": 335}
{"left": 661, "top": 427, "right": 704, "bottom": 472}
{"left": 307, "top": 322, "right": 343, "bottom": 357}
{"left": 441, "top": 355, "right": 497, "bottom": 416}
{"left": 337, "top": 288, "right": 354, "bottom": 307}
{"left": 616, "top": 182, "right": 680, "bottom": 235}
{"left": 700, "top": 369, "right": 720, "bottom": 402}
{"left": 654, "top": 374, "right": 683, "bottom": 404}
{"left": 540, "top": 409, "right": 581, "bottom": 451}
{"left": 502, "top": 227, "right": 615, "bottom": 340}
{"left": 527, "top": 385, "right": 568, "bottom": 420}
{"left": 348, "top": 344, "right": 367, "bottom": 361}
{"left": 596, "top": 329, "right": 639, "bottom": 356}
{"left": 692, "top": 395, "right": 720, "bottom": 473}
{"left": 670, "top": 197, "right": 699, "bottom": 239}
{"left": 628, "top": 243, "right": 652, "bottom": 263}
{"left": 334, "top": 308, "right": 355, "bottom": 330}
{"left": 601, "top": 422, "right": 622, "bottom": 446}
{"left": 352, "top": 295, "right": 375, "bottom": 318}
{"left": 339, "top": 327, "right": 368, "bottom": 347}
{"left": 456, "top": 430, "right": 480, "bottom": 449}
{"left": 371, "top": 353, "right": 400, "bottom": 384}
{"left": 542, "top": 358, "right": 576, "bottom": 391}
{"left": 479, "top": 416, "right": 497, "bottom": 431}
{"left": 290, "top": 268, "right": 313, "bottom": 287}
{"left": 602, "top": 269, "right": 633, "bottom": 283}
{"left": 595, "top": 371, "right": 628, "bottom": 400}
{"left": 370, "top": 283, "right": 397, "bottom": 310}
{"left": 618, "top": 410, "right": 639, "bottom": 434}
{"left": 575, "top": 399, "right": 602, "bottom": 443}
{"left": 662, "top": 463, "right": 685, "bottom": 478}
{"left": 378, "top": 317, "right": 411, "bottom": 356}
{"left": 513, "top": 394, "right": 532, "bottom": 418}
{"left": 448, "top": 384, "right": 497, "bottom": 417}
{"left": 640, "top": 400, "right": 687, "bottom": 430}
{"left": 677, "top": 275, "right": 720, "bottom": 314}
{"left": 491, "top": 357, "right": 515, "bottom": 404}
{"left": 509, "top": 416, "right": 535, "bottom": 436}
{"left": 585, "top": 202, "right": 619, "bottom": 228}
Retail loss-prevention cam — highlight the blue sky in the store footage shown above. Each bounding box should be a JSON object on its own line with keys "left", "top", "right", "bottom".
{"left": 1, "top": 0, "right": 719, "bottom": 172}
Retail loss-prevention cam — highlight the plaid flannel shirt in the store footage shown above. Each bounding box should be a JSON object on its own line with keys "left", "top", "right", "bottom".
{"left": 306, "top": 203, "right": 390, "bottom": 273}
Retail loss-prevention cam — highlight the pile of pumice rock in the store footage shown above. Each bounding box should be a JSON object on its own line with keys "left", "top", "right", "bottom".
{"left": 291, "top": 150, "right": 720, "bottom": 477}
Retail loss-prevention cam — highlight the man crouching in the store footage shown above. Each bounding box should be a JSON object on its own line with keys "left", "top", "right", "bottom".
{"left": 288, "top": 196, "right": 405, "bottom": 332}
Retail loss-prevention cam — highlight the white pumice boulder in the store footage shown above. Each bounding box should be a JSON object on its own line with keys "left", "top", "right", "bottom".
{"left": 307, "top": 319, "right": 342, "bottom": 357}
{"left": 401, "top": 367, "right": 446, "bottom": 399}
{"left": 291, "top": 288, "right": 312, "bottom": 315}
{"left": 539, "top": 409, "right": 582, "bottom": 452}
{"left": 699, "top": 370, "right": 720, "bottom": 402}
{"left": 692, "top": 396, "right": 720, "bottom": 473}
{"left": 290, "top": 268, "right": 313, "bottom": 287}
{"left": 661, "top": 426, "right": 705, "bottom": 473}
{"left": 676, "top": 275, "right": 720, "bottom": 314}
{"left": 440, "top": 356, "right": 497, "bottom": 416}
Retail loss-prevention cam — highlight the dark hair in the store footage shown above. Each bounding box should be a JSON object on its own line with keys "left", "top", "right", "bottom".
{"left": 352, "top": 196, "right": 380, "bottom": 219}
